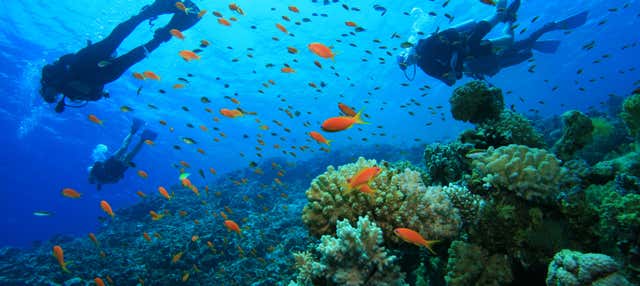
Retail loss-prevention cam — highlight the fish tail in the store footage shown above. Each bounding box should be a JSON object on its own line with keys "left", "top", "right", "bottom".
{"left": 423, "top": 240, "right": 440, "bottom": 255}
{"left": 61, "top": 263, "right": 71, "bottom": 273}
{"left": 354, "top": 110, "right": 369, "bottom": 125}
{"left": 326, "top": 140, "right": 333, "bottom": 146}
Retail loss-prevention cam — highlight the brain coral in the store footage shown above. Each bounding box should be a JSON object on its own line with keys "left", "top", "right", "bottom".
{"left": 291, "top": 216, "right": 407, "bottom": 286}
{"left": 302, "top": 157, "right": 461, "bottom": 244}
{"left": 471, "top": 144, "right": 569, "bottom": 204}
{"left": 449, "top": 80, "right": 504, "bottom": 124}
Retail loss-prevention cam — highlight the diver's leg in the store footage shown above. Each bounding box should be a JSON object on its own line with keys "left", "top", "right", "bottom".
{"left": 123, "top": 139, "right": 145, "bottom": 164}
{"left": 489, "top": 22, "right": 515, "bottom": 50}
{"left": 113, "top": 132, "right": 134, "bottom": 160}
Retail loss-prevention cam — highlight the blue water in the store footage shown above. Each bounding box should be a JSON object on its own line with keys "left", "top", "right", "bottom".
{"left": 0, "top": 0, "right": 638, "bottom": 248}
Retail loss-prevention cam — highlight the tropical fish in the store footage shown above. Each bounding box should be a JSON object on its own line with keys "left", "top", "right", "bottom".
{"left": 120, "top": 105, "right": 134, "bottom": 112}
{"left": 338, "top": 103, "right": 357, "bottom": 116}
{"left": 88, "top": 233, "right": 99, "bottom": 247}
{"left": 88, "top": 114, "right": 103, "bottom": 125}
{"left": 200, "top": 39, "right": 210, "bottom": 47}
{"left": 276, "top": 23, "right": 288, "bottom": 34}
{"left": 345, "top": 166, "right": 382, "bottom": 192}
{"left": 281, "top": 66, "right": 296, "bottom": 73}
{"left": 171, "top": 251, "right": 184, "bottom": 263}
{"left": 149, "top": 210, "right": 164, "bottom": 221}
{"left": 136, "top": 191, "right": 147, "bottom": 198}
{"left": 33, "top": 211, "right": 53, "bottom": 216}
{"left": 373, "top": 4, "right": 387, "bottom": 16}
{"left": 137, "top": 170, "right": 149, "bottom": 179}
{"left": 61, "top": 188, "right": 81, "bottom": 199}
{"left": 321, "top": 110, "right": 368, "bottom": 132}
{"left": 100, "top": 201, "right": 114, "bottom": 217}
{"left": 228, "top": 3, "right": 244, "bottom": 15}
{"left": 178, "top": 50, "right": 201, "bottom": 61}
{"left": 170, "top": 29, "right": 185, "bottom": 39}
{"left": 132, "top": 72, "right": 145, "bottom": 80}
{"left": 224, "top": 220, "right": 242, "bottom": 235}
{"left": 158, "top": 186, "right": 171, "bottom": 200}
{"left": 309, "top": 131, "right": 332, "bottom": 145}
{"left": 393, "top": 228, "right": 439, "bottom": 254}
{"left": 197, "top": 9, "right": 207, "bottom": 18}
{"left": 53, "top": 245, "right": 70, "bottom": 273}
{"left": 345, "top": 21, "right": 357, "bottom": 27}
{"left": 181, "top": 137, "right": 197, "bottom": 144}
{"left": 217, "top": 18, "right": 232, "bottom": 26}
{"left": 143, "top": 232, "right": 152, "bottom": 242}
{"left": 288, "top": 6, "right": 299, "bottom": 13}
{"left": 143, "top": 71, "right": 160, "bottom": 80}
{"left": 220, "top": 108, "right": 243, "bottom": 118}
{"left": 94, "top": 278, "right": 105, "bottom": 286}
{"left": 308, "top": 42, "right": 336, "bottom": 60}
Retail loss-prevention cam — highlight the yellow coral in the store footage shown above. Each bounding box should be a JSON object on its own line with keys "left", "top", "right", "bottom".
{"left": 302, "top": 157, "right": 461, "bottom": 243}
{"left": 472, "top": 144, "right": 569, "bottom": 203}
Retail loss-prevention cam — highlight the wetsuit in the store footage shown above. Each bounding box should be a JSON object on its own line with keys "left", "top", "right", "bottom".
{"left": 89, "top": 158, "right": 129, "bottom": 190}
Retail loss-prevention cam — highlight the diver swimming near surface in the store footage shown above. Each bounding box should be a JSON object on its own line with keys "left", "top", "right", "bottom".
{"left": 397, "top": 0, "right": 588, "bottom": 86}
{"left": 88, "top": 118, "right": 157, "bottom": 190}
{"left": 39, "top": 0, "right": 202, "bottom": 113}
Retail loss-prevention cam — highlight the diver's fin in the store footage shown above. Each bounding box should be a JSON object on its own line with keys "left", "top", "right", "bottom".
{"left": 141, "top": 129, "right": 158, "bottom": 141}
{"left": 131, "top": 118, "right": 145, "bottom": 134}
{"left": 533, "top": 40, "right": 561, "bottom": 53}
{"left": 555, "top": 11, "right": 588, "bottom": 30}
{"left": 502, "top": 0, "right": 521, "bottom": 23}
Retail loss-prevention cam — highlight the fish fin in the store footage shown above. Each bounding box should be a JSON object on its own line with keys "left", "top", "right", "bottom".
{"left": 423, "top": 240, "right": 440, "bottom": 255}
{"left": 354, "top": 110, "right": 369, "bottom": 125}
{"left": 533, "top": 40, "right": 560, "bottom": 53}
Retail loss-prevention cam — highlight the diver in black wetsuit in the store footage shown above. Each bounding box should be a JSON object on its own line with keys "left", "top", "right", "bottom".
{"left": 89, "top": 118, "right": 157, "bottom": 190}
{"left": 40, "top": 0, "right": 202, "bottom": 113}
{"left": 397, "top": 0, "right": 588, "bottom": 86}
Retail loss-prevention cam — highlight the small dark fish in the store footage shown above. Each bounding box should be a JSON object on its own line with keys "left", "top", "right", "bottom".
{"left": 355, "top": 27, "right": 366, "bottom": 32}
{"left": 186, "top": 123, "right": 194, "bottom": 128}
{"left": 187, "top": 73, "right": 194, "bottom": 77}
{"left": 400, "top": 42, "right": 414, "bottom": 48}
{"left": 177, "top": 77, "right": 190, "bottom": 83}
{"left": 201, "top": 97, "right": 211, "bottom": 103}
{"left": 173, "top": 145, "right": 182, "bottom": 150}
{"left": 199, "top": 169, "right": 205, "bottom": 179}
{"left": 302, "top": 18, "right": 311, "bottom": 22}
{"left": 442, "top": 0, "right": 450, "bottom": 8}
{"left": 182, "top": 106, "right": 190, "bottom": 112}
{"left": 136, "top": 86, "right": 143, "bottom": 96}
{"left": 531, "top": 16, "right": 540, "bottom": 23}
{"left": 182, "top": 137, "right": 197, "bottom": 144}
{"left": 192, "top": 49, "right": 203, "bottom": 53}
{"left": 249, "top": 161, "right": 258, "bottom": 167}
{"left": 158, "top": 89, "right": 166, "bottom": 94}
{"left": 148, "top": 104, "right": 159, "bottom": 110}
{"left": 128, "top": 162, "right": 137, "bottom": 168}
{"left": 33, "top": 211, "right": 53, "bottom": 217}
{"left": 373, "top": 4, "right": 387, "bottom": 16}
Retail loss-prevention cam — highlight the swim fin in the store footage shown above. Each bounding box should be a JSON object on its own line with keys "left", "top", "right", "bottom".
{"left": 141, "top": 129, "right": 158, "bottom": 141}
{"left": 533, "top": 40, "right": 561, "bottom": 53}
{"left": 501, "top": 0, "right": 521, "bottom": 23}
{"left": 131, "top": 118, "right": 145, "bottom": 134}
{"left": 554, "top": 11, "right": 588, "bottom": 30}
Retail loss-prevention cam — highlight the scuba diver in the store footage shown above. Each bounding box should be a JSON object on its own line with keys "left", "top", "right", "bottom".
{"left": 397, "top": 0, "right": 588, "bottom": 86}
{"left": 40, "top": 0, "right": 202, "bottom": 113}
{"left": 89, "top": 118, "right": 157, "bottom": 190}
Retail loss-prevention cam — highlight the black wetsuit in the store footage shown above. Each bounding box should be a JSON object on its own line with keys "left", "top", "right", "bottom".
{"left": 89, "top": 157, "right": 128, "bottom": 190}
{"left": 415, "top": 21, "right": 494, "bottom": 86}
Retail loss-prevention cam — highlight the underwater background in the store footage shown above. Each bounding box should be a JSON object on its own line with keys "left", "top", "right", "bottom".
{"left": 0, "top": 0, "right": 639, "bottom": 285}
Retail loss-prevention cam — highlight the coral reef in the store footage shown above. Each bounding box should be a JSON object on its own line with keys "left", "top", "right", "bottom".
{"left": 302, "top": 157, "right": 461, "bottom": 244}
{"left": 444, "top": 240, "right": 513, "bottom": 286}
{"left": 449, "top": 80, "right": 504, "bottom": 124}
{"left": 552, "top": 110, "right": 594, "bottom": 161}
{"left": 290, "top": 216, "right": 407, "bottom": 286}
{"left": 546, "top": 249, "right": 631, "bottom": 286}
{"left": 459, "top": 110, "right": 545, "bottom": 149}
{"left": 440, "top": 184, "right": 484, "bottom": 226}
{"left": 470, "top": 144, "right": 569, "bottom": 204}
{"left": 620, "top": 93, "right": 640, "bottom": 139}
{"left": 422, "top": 142, "right": 473, "bottom": 185}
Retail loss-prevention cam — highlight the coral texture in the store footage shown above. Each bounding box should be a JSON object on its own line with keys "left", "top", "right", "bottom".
{"left": 620, "top": 93, "right": 640, "bottom": 138}
{"left": 459, "top": 110, "right": 545, "bottom": 149}
{"left": 546, "top": 249, "right": 631, "bottom": 286}
{"left": 552, "top": 110, "right": 594, "bottom": 161}
{"left": 444, "top": 240, "right": 513, "bottom": 286}
{"left": 471, "top": 144, "right": 569, "bottom": 203}
{"left": 302, "top": 157, "right": 461, "bottom": 243}
{"left": 449, "top": 80, "right": 504, "bottom": 124}
{"left": 291, "top": 216, "right": 407, "bottom": 286}
{"left": 423, "top": 142, "right": 474, "bottom": 185}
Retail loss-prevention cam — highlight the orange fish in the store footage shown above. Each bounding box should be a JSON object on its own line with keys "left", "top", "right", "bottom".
{"left": 281, "top": 66, "right": 295, "bottom": 73}
{"left": 288, "top": 6, "right": 299, "bottom": 13}
{"left": 229, "top": 3, "right": 244, "bottom": 15}
{"left": 106, "top": 276, "right": 113, "bottom": 285}
{"left": 173, "top": 83, "right": 185, "bottom": 89}
{"left": 480, "top": 0, "right": 496, "bottom": 6}
{"left": 345, "top": 21, "right": 358, "bottom": 27}
{"left": 197, "top": 9, "right": 207, "bottom": 18}
{"left": 171, "top": 252, "right": 184, "bottom": 263}
{"left": 309, "top": 131, "right": 332, "bottom": 145}
{"left": 224, "top": 220, "right": 241, "bottom": 235}
{"left": 88, "top": 233, "right": 99, "bottom": 246}
{"left": 143, "top": 71, "right": 160, "bottom": 80}
{"left": 144, "top": 139, "right": 154, "bottom": 145}
{"left": 94, "top": 278, "right": 105, "bottom": 286}
{"left": 180, "top": 160, "right": 191, "bottom": 168}
{"left": 275, "top": 23, "right": 288, "bottom": 34}
{"left": 393, "top": 228, "right": 439, "bottom": 255}
{"left": 182, "top": 272, "right": 190, "bottom": 282}
{"left": 132, "top": 72, "right": 145, "bottom": 80}
{"left": 178, "top": 50, "right": 201, "bottom": 61}
{"left": 100, "top": 200, "right": 114, "bottom": 217}
{"left": 357, "top": 184, "right": 375, "bottom": 195}
{"left": 345, "top": 166, "right": 382, "bottom": 193}
{"left": 209, "top": 167, "right": 217, "bottom": 174}
{"left": 61, "top": 188, "right": 81, "bottom": 199}
{"left": 220, "top": 108, "right": 243, "bottom": 118}
{"left": 170, "top": 29, "right": 185, "bottom": 39}
{"left": 53, "top": 245, "right": 70, "bottom": 273}
{"left": 175, "top": 2, "right": 188, "bottom": 13}
{"left": 338, "top": 102, "right": 357, "bottom": 116}
{"left": 136, "top": 190, "right": 147, "bottom": 198}
{"left": 287, "top": 46, "right": 298, "bottom": 54}
{"left": 191, "top": 235, "right": 200, "bottom": 242}
{"left": 217, "top": 18, "right": 231, "bottom": 26}
{"left": 143, "top": 232, "right": 152, "bottom": 242}
{"left": 149, "top": 210, "right": 164, "bottom": 221}
{"left": 158, "top": 186, "right": 171, "bottom": 200}
{"left": 308, "top": 42, "right": 336, "bottom": 60}
{"left": 88, "top": 114, "right": 103, "bottom": 125}
{"left": 137, "top": 170, "right": 148, "bottom": 179}
{"left": 321, "top": 110, "right": 367, "bottom": 132}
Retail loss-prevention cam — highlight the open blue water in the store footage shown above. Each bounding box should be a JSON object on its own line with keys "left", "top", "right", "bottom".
{"left": 0, "top": 0, "right": 637, "bottom": 249}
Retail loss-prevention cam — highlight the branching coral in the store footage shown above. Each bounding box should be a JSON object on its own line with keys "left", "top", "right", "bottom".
{"left": 444, "top": 240, "right": 513, "bottom": 286}
{"left": 423, "top": 142, "right": 474, "bottom": 185}
{"left": 290, "top": 216, "right": 408, "bottom": 286}
{"left": 449, "top": 80, "right": 504, "bottom": 124}
{"left": 546, "top": 249, "right": 631, "bottom": 286}
{"left": 470, "top": 144, "right": 569, "bottom": 204}
{"left": 302, "top": 157, "right": 461, "bottom": 244}
{"left": 459, "top": 110, "right": 545, "bottom": 149}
